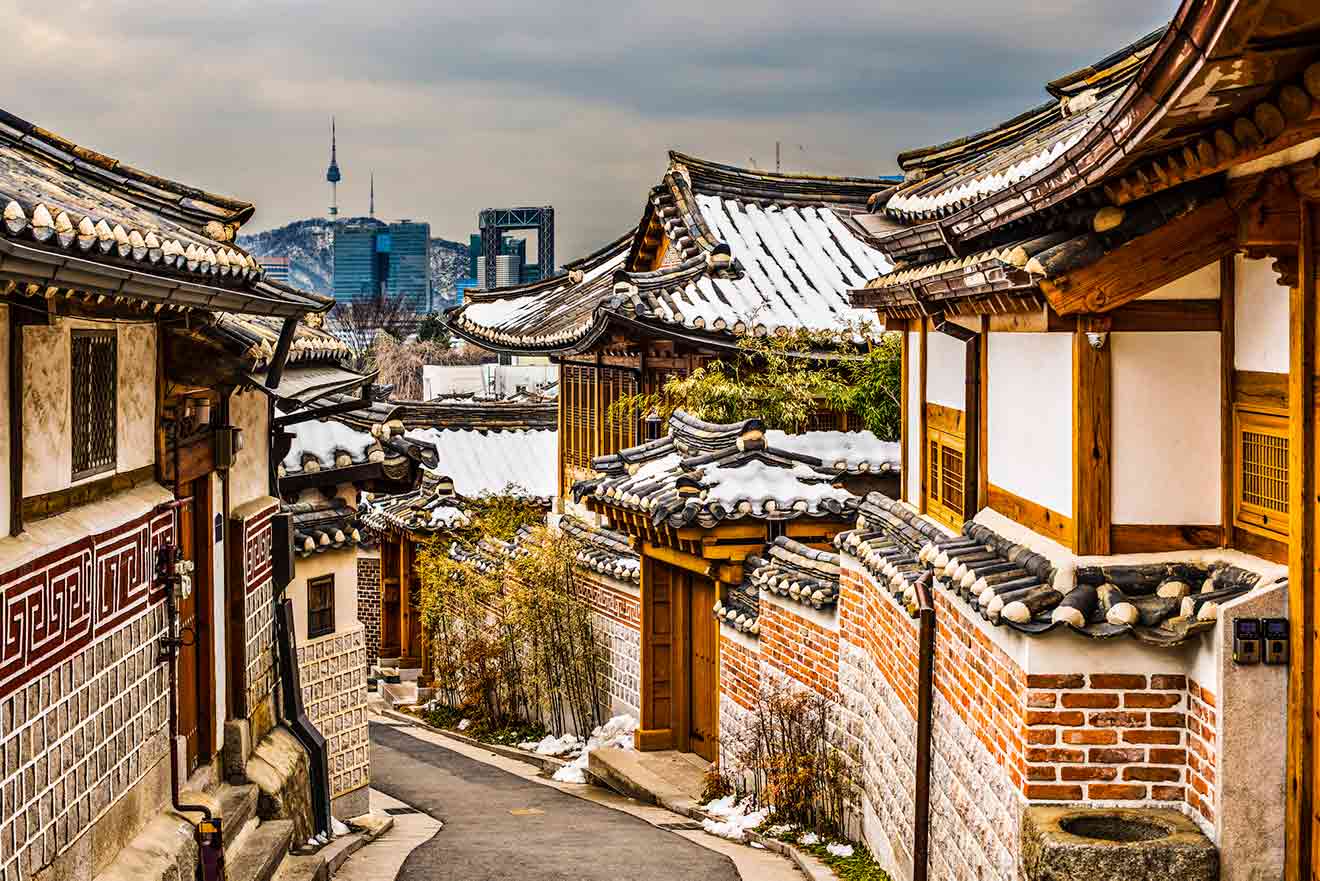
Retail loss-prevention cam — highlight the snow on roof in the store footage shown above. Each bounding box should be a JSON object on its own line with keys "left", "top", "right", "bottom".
{"left": 765, "top": 430, "right": 900, "bottom": 475}
{"left": 279, "top": 411, "right": 383, "bottom": 475}
{"left": 406, "top": 427, "right": 557, "bottom": 501}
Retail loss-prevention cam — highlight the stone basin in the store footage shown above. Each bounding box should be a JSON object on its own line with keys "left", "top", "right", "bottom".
{"left": 1021, "top": 806, "right": 1218, "bottom": 881}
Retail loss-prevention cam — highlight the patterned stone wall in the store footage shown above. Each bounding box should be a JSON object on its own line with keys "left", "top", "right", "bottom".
{"left": 236, "top": 501, "right": 279, "bottom": 733}
{"left": 0, "top": 502, "right": 175, "bottom": 881}
{"left": 297, "top": 624, "right": 370, "bottom": 813}
{"left": 577, "top": 573, "right": 641, "bottom": 717}
{"left": 356, "top": 557, "right": 381, "bottom": 666}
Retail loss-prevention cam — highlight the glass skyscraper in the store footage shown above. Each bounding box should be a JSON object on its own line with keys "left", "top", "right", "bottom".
{"left": 332, "top": 220, "right": 432, "bottom": 312}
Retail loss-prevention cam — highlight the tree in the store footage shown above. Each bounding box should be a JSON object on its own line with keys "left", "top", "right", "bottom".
{"left": 327, "top": 289, "right": 416, "bottom": 368}
{"left": 416, "top": 312, "right": 452, "bottom": 346}
{"left": 612, "top": 328, "right": 903, "bottom": 439}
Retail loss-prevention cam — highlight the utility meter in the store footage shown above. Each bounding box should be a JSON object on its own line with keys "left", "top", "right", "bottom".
{"left": 174, "top": 558, "right": 195, "bottom": 600}
{"left": 1233, "top": 617, "right": 1262, "bottom": 665}
{"left": 1263, "top": 617, "right": 1289, "bottom": 666}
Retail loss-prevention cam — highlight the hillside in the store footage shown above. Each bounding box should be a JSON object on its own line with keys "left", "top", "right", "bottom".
{"left": 238, "top": 217, "right": 471, "bottom": 309}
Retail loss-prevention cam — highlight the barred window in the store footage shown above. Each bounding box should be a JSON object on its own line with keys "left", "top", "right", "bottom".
{"left": 71, "top": 330, "right": 117, "bottom": 480}
{"left": 1234, "top": 405, "right": 1289, "bottom": 541}
{"left": 308, "top": 575, "right": 335, "bottom": 639}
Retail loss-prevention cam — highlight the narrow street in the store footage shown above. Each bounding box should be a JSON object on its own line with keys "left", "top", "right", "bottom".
{"left": 365, "top": 719, "right": 748, "bottom": 881}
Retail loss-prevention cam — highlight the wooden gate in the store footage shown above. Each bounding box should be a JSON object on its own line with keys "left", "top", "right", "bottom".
{"left": 177, "top": 496, "right": 201, "bottom": 773}
{"left": 381, "top": 538, "right": 401, "bottom": 658}
{"left": 643, "top": 559, "right": 676, "bottom": 735}
{"left": 688, "top": 575, "right": 719, "bottom": 762}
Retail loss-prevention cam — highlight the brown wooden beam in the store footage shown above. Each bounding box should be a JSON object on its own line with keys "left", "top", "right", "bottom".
{"left": 642, "top": 541, "right": 717, "bottom": 577}
{"left": 1236, "top": 369, "right": 1289, "bottom": 410}
{"left": 1221, "top": 256, "right": 1237, "bottom": 550}
{"left": 1072, "top": 324, "right": 1112, "bottom": 555}
{"left": 1109, "top": 524, "right": 1224, "bottom": 554}
{"left": 900, "top": 328, "right": 910, "bottom": 503}
{"left": 918, "top": 322, "right": 928, "bottom": 514}
{"left": 1042, "top": 198, "right": 1238, "bottom": 316}
{"left": 986, "top": 484, "right": 1074, "bottom": 550}
{"left": 1106, "top": 298, "right": 1222, "bottom": 332}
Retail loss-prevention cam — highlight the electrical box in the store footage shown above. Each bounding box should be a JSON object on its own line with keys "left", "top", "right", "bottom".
{"left": 1233, "top": 617, "right": 1262, "bottom": 665}
{"left": 1263, "top": 617, "right": 1289, "bottom": 666}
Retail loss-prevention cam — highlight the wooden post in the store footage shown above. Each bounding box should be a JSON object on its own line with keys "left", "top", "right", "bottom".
{"left": 1286, "top": 200, "right": 1319, "bottom": 881}
{"left": 900, "top": 325, "right": 910, "bottom": 503}
{"left": 1072, "top": 321, "right": 1112, "bottom": 555}
{"left": 918, "top": 321, "right": 928, "bottom": 514}
{"left": 978, "top": 328, "right": 989, "bottom": 516}
{"left": 1220, "top": 255, "right": 1236, "bottom": 546}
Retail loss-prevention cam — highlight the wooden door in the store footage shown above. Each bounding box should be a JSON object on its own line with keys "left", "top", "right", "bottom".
{"left": 176, "top": 497, "right": 201, "bottom": 774}
{"left": 643, "top": 559, "right": 675, "bottom": 735}
{"left": 381, "top": 539, "right": 401, "bottom": 658}
{"left": 688, "top": 575, "right": 718, "bottom": 762}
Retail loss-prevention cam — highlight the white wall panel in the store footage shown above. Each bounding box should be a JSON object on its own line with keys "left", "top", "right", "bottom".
{"left": 925, "top": 329, "right": 966, "bottom": 410}
{"left": 986, "top": 333, "right": 1073, "bottom": 516}
{"left": 1234, "top": 255, "right": 1289, "bottom": 374}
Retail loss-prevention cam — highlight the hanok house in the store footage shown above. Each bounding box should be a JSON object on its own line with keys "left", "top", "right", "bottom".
{"left": 358, "top": 397, "right": 558, "bottom": 687}
{"left": 572, "top": 411, "right": 898, "bottom": 761}
{"left": 839, "top": 6, "right": 1320, "bottom": 879}
{"left": 0, "top": 108, "right": 338, "bottom": 881}
{"left": 447, "top": 151, "right": 894, "bottom": 499}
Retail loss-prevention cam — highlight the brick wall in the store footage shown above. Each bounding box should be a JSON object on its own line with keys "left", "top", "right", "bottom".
{"left": 297, "top": 624, "right": 370, "bottom": 817}
{"left": 1022, "top": 673, "right": 1189, "bottom": 805}
{"left": 719, "top": 628, "right": 760, "bottom": 712}
{"left": 356, "top": 557, "right": 381, "bottom": 666}
{"left": 757, "top": 598, "right": 839, "bottom": 699}
{"left": 1187, "top": 677, "right": 1217, "bottom": 826}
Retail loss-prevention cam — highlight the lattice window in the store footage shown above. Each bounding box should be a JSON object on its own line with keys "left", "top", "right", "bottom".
{"left": 926, "top": 426, "right": 965, "bottom": 531}
{"left": 600, "top": 366, "right": 638, "bottom": 456}
{"left": 1234, "top": 405, "right": 1289, "bottom": 541}
{"left": 563, "top": 364, "right": 639, "bottom": 473}
{"left": 563, "top": 365, "right": 595, "bottom": 471}
{"left": 71, "top": 330, "right": 117, "bottom": 480}
{"left": 308, "top": 574, "right": 336, "bottom": 639}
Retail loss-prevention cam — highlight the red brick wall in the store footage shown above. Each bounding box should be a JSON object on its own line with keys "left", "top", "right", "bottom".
{"left": 1187, "top": 677, "right": 1218, "bottom": 825}
{"left": 1022, "top": 673, "right": 1190, "bottom": 804}
{"left": 720, "top": 630, "right": 759, "bottom": 711}
{"left": 758, "top": 599, "right": 840, "bottom": 699}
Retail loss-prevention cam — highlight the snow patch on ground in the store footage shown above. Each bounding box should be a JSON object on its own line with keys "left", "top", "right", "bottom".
{"left": 798, "top": 832, "right": 820, "bottom": 845}
{"left": 548, "top": 714, "right": 638, "bottom": 784}
{"left": 331, "top": 817, "right": 351, "bottom": 837}
{"left": 700, "top": 796, "right": 769, "bottom": 842}
{"left": 826, "top": 842, "right": 855, "bottom": 858}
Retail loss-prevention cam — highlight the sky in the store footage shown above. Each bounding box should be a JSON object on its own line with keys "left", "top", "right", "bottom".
{"left": 0, "top": 0, "right": 1176, "bottom": 260}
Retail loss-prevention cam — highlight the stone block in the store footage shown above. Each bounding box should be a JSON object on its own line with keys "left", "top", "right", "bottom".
{"left": 1021, "top": 806, "right": 1217, "bottom": 881}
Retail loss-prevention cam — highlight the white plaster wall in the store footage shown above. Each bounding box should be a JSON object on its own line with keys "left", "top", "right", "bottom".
{"left": 925, "top": 329, "right": 966, "bottom": 411}
{"left": 116, "top": 323, "right": 156, "bottom": 473}
{"left": 1138, "top": 260, "right": 1220, "bottom": 300}
{"left": 287, "top": 547, "right": 359, "bottom": 644}
{"left": 22, "top": 319, "right": 157, "bottom": 498}
{"left": 0, "top": 305, "right": 8, "bottom": 537}
{"left": 906, "top": 331, "right": 922, "bottom": 503}
{"left": 228, "top": 387, "right": 271, "bottom": 508}
{"left": 986, "top": 333, "right": 1072, "bottom": 517}
{"left": 1111, "top": 332, "right": 1221, "bottom": 525}
{"left": 1235, "top": 255, "right": 1289, "bottom": 374}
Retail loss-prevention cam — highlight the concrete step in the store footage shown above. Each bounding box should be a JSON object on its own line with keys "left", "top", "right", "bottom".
{"left": 587, "top": 748, "right": 709, "bottom": 816}
{"left": 227, "top": 820, "right": 294, "bottom": 881}
{"left": 217, "top": 783, "right": 260, "bottom": 852}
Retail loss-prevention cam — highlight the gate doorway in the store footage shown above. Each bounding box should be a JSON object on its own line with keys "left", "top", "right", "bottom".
{"left": 176, "top": 476, "right": 215, "bottom": 774}
{"left": 640, "top": 558, "right": 719, "bottom": 762}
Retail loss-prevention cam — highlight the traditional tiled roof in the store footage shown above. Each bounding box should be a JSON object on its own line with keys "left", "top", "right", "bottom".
{"left": 326, "top": 393, "right": 558, "bottom": 434}
{"left": 750, "top": 537, "right": 841, "bottom": 610}
{"left": 447, "top": 152, "right": 891, "bottom": 353}
{"left": 405, "top": 428, "right": 557, "bottom": 504}
{"left": 574, "top": 411, "right": 890, "bottom": 528}
{"left": 560, "top": 516, "right": 640, "bottom": 584}
{"left": 278, "top": 415, "right": 437, "bottom": 483}
{"left": 0, "top": 108, "right": 331, "bottom": 317}
{"left": 715, "top": 577, "right": 761, "bottom": 635}
{"left": 869, "top": 3, "right": 1320, "bottom": 263}
{"left": 360, "top": 470, "right": 469, "bottom": 536}
{"left": 835, "top": 493, "right": 1273, "bottom": 647}
{"left": 210, "top": 313, "right": 352, "bottom": 370}
{"left": 286, "top": 498, "right": 373, "bottom": 557}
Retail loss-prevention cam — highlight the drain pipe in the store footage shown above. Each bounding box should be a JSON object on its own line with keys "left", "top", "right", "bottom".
{"left": 911, "top": 571, "right": 936, "bottom": 881}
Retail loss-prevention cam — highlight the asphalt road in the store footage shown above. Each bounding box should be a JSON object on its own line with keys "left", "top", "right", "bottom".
{"left": 369, "top": 721, "right": 744, "bottom": 881}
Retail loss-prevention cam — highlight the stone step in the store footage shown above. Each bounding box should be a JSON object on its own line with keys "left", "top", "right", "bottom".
{"left": 226, "top": 820, "right": 294, "bottom": 881}
{"left": 217, "top": 783, "right": 260, "bottom": 852}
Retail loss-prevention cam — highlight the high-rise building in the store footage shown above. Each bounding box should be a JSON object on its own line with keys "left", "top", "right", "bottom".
{"left": 257, "top": 256, "right": 299, "bottom": 284}
{"left": 476, "top": 206, "right": 554, "bottom": 289}
{"left": 475, "top": 233, "right": 527, "bottom": 289}
{"left": 332, "top": 219, "right": 432, "bottom": 312}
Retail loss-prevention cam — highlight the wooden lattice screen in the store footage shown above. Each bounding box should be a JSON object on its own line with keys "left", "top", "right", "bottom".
{"left": 1234, "top": 405, "right": 1289, "bottom": 540}
{"left": 926, "top": 426, "right": 965, "bottom": 531}
{"left": 71, "top": 329, "right": 117, "bottom": 480}
{"left": 563, "top": 364, "right": 638, "bottom": 470}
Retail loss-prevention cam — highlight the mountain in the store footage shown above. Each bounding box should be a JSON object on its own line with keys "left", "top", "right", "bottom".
{"left": 238, "top": 217, "right": 472, "bottom": 311}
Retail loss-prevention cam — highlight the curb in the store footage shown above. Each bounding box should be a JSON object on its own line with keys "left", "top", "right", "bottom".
{"left": 377, "top": 708, "right": 578, "bottom": 777}
{"left": 658, "top": 802, "right": 834, "bottom": 881}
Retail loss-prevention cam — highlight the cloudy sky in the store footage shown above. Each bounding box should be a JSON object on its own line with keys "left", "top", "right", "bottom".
{"left": 1, "top": 0, "right": 1175, "bottom": 259}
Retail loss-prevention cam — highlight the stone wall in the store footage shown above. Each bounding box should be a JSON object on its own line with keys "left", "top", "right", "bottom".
{"left": 296, "top": 624, "right": 370, "bottom": 819}
{"left": 356, "top": 556, "right": 381, "bottom": 666}
{"left": 0, "top": 496, "right": 175, "bottom": 881}
{"left": 577, "top": 572, "right": 641, "bottom": 718}
{"left": 235, "top": 499, "right": 280, "bottom": 739}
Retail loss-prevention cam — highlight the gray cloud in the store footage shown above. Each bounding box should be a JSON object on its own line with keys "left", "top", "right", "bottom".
{"left": 0, "top": 0, "right": 1175, "bottom": 259}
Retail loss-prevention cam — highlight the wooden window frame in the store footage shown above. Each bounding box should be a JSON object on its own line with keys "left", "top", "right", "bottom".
{"left": 307, "top": 573, "right": 336, "bottom": 640}
{"left": 1233, "top": 403, "right": 1289, "bottom": 542}
{"left": 71, "top": 329, "right": 117, "bottom": 482}
{"left": 926, "top": 425, "right": 966, "bottom": 531}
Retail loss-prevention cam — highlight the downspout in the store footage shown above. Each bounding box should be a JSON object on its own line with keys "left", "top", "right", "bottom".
{"left": 911, "top": 571, "right": 936, "bottom": 881}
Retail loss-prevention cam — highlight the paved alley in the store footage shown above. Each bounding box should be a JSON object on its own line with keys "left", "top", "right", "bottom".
{"left": 366, "top": 720, "right": 748, "bottom": 881}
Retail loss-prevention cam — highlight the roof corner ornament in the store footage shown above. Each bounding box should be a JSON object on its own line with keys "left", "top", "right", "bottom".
{"left": 706, "top": 243, "right": 734, "bottom": 276}
{"left": 203, "top": 220, "right": 236, "bottom": 242}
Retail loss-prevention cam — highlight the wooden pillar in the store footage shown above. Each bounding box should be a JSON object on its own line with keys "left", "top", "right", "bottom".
{"left": 978, "top": 328, "right": 989, "bottom": 515}
{"left": 400, "top": 537, "right": 415, "bottom": 664}
{"left": 900, "top": 325, "right": 910, "bottom": 503}
{"left": 1286, "top": 199, "right": 1320, "bottom": 881}
{"left": 918, "top": 321, "right": 929, "bottom": 514}
{"left": 1072, "top": 321, "right": 1112, "bottom": 555}
{"left": 1220, "top": 255, "right": 1236, "bottom": 545}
